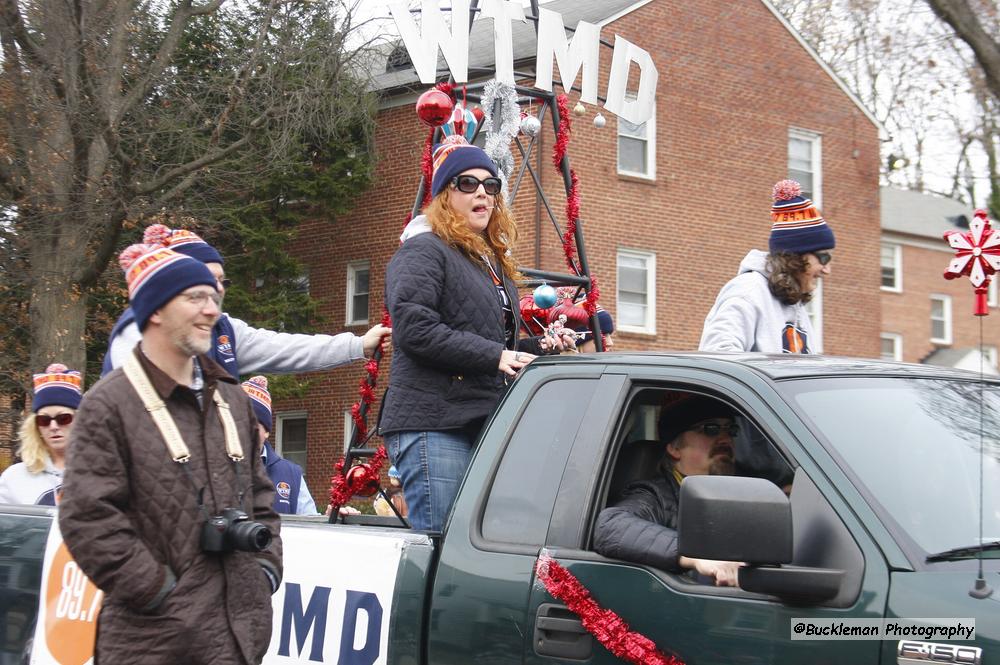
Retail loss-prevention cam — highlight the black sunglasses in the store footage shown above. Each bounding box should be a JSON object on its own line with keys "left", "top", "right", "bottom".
{"left": 451, "top": 175, "right": 502, "bottom": 196}
{"left": 811, "top": 251, "right": 833, "bottom": 266}
{"left": 220, "top": 278, "right": 232, "bottom": 289}
{"left": 37, "top": 413, "right": 74, "bottom": 427}
{"left": 688, "top": 421, "right": 740, "bottom": 437}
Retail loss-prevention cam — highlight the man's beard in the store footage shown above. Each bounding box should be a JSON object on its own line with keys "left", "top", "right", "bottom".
{"left": 174, "top": 328, "right": 213, "bottom": 356}
{"left": 709, "top": 455, "right": 736, "bottom": 476}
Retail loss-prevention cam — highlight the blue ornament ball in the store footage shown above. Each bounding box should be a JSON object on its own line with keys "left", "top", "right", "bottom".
{"left": 533, "top": 283, "right": 558, "bottom": 309}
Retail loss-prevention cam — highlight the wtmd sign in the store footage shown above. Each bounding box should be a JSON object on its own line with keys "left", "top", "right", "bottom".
{"left": 389, "top": 0, "right": 658, "bottom": 125}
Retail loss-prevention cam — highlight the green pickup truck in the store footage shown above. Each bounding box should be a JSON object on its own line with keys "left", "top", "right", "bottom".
{"left": 2, "top": 352, "right": 998, "bottom": 664}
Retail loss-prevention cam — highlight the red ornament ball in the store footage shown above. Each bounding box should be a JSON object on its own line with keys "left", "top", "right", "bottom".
{"left": 416, "top": 89, "right": 454, "bottom": 127}
{"left": 345, "top": 463, "right": 380, "bottom": 497}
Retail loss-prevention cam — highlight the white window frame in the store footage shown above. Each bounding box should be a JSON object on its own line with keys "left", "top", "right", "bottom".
{"left": 880, "top": 243, "right": 902, "bottom": 292}
{"left": 880, "top": 333, "right": 903, "bottom": 362}
{"left": 346, "top": 260, "right": 370, "bottom": 326}
{"left": 343, "top": 409, "right": 354, "bottom": 447}
{"left": 788, "top": 128, "right": 822, "bottom": 208}
{"left": 989, "top": 279, "right": 998, "bottom": 308}
{"left": 275, "top": 411, "right": 308, "bottom": 471}
{"left": 616, "top": 249, "right": 656, "bottom": 334}
{"left": 616, "top": 97, "right": 656, "bottom": 180}
{"left": 930, "top": 294, "right": 952, "bottom": 345}
{"left": 805, "top": 278, "right": 823, "bottom": 351}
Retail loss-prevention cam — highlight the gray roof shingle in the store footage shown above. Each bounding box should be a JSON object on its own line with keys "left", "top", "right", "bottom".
{"left": 881, "top": 186, "right": 973, "bottom": 240}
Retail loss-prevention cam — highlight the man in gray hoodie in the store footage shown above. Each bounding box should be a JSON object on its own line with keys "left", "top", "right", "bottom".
{"left": 700, "top": 179, "right": 834, "bottom": 354}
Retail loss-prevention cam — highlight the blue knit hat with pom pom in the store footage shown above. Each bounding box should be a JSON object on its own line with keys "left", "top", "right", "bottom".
{"left": 769, "top": 180, "right": 835, "bottom": 254}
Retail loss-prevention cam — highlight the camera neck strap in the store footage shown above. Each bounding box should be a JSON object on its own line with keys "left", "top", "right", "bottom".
{"left": 123, "top": 352, "right": 245, "bottom": 463}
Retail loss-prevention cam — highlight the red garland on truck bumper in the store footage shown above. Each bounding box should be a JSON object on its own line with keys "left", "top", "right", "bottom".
{"left": 535, "top": 553, "right": 685, "bottom": 665}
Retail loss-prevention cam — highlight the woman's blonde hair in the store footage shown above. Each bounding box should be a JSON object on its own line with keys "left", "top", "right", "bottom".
{"left": 766, "top": 252, "right": 813, "bottom": 305}
{"left": 17, "top": 413, "right": 52, "bottom": 474}
{"left": 423, "top": 188, "right": 520, "bottom": 279}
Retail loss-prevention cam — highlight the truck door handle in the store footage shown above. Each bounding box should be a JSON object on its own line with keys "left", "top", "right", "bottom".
{"left": 533, "top": 603, "right": 592, "bottom": 660}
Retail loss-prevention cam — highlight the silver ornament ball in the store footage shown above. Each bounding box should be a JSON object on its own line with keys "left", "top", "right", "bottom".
{"left": 521, "top": 115, "right": 541, "bottom": 137}
{"left": 593, "top": 113, "right": 607, "bottom": 129}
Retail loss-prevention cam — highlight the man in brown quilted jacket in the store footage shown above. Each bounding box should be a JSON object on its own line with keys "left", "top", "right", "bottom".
{"left": 59, "top": 242, "right": 282, "bottom": 665}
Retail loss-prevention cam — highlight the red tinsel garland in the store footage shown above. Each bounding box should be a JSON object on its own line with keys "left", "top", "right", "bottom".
{"left": 535, "top": 554, "right": 685, "bottom": 665}
{"left": 552, "top": 95, "right": 600, "bottom": 318}
{"left": 329, "top": 443, "right": 388, "bottom": 509}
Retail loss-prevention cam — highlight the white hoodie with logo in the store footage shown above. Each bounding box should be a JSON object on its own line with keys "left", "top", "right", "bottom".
{"left": 699, "top": 249, "right": 820, "bottom": 354}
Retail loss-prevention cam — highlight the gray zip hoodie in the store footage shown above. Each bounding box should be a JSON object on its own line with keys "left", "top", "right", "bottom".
{"left": 699, "top": 250, "right": 819, "bottom": 354}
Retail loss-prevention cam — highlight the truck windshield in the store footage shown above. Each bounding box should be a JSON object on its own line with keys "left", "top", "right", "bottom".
{"left": 780, "top": 376, "right": 1000, "bottom": 558}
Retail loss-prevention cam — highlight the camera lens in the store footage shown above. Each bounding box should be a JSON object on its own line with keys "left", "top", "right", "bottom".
{"left": 229, "top": 521, "right": 272, "bottom": 552}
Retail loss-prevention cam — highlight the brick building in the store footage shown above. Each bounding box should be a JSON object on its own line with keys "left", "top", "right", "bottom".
{"left": 271, "top": 0, "right": 883, "bottom": 495}
{"left": 880, "top": 186, "right": 1000, "bottom": 372}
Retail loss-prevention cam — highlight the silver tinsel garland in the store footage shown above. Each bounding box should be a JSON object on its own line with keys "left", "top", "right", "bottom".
{"left": 480, "top": 79, "right": 521, "bottom": 202}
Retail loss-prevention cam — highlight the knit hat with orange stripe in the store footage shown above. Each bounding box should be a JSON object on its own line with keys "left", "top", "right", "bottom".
{"left": 32, "top": 363, "right": 83, "bottom": 412}
{"left": 769, "top": 180, "right": 835, "bottom": 254}
{"left": 118, "top": 243, "right": 218, "bottom": 331}
{"left": 241, "top": 376, "right": 272, "bottom": 432}
{"left": 430, "top": 135, "right": 498, "bottom": 197}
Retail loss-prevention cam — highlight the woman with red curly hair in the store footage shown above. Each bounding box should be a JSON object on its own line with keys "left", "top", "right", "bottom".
{"left": 382, "top": 137, "right": 573, "bottom": 531}
{"left": 700, "top": 179, "right": 835, "bottom": 354}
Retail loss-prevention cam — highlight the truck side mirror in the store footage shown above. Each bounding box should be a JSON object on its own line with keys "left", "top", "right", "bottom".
{"left": 678, "top": 475, "right": 792, "bottom": 564}
{"left": 678, "top": 475, "right": 843, "bottom": 603}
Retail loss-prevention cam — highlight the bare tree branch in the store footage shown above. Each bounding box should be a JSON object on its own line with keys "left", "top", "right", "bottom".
{"left": 925, "top": 0, "right": 1000, "bottom": 101}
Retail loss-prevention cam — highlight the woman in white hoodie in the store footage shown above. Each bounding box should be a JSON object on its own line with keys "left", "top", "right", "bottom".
{"left": 0, "top": 364, "right": 83, "bottom": 505}
{"left": 700, "top": 180, "right": 834, "bottom": 354}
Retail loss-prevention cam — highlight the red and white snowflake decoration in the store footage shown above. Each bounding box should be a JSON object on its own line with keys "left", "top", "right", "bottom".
{"left": 944, "top": 209, "right": 1000, "bottom": 316}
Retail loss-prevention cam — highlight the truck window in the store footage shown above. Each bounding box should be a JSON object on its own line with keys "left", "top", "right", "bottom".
{"left": 482, "top": 378, "right": 598, "bottom": 545}
{"left": 606, "top": 388, "right": 794, "bottom": 508}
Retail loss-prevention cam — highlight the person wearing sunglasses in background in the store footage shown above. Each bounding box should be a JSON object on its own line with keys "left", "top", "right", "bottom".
{"left": 101, "top": 220, "right": 389, "bottom": 380}
{"left": 0, "top": 364, "right": 83, "bottom": 505}
{"left": 384, "top": 136, "right": 576, "bottom": 531}
{"left": 699, "top": 179, "right": 835, "bottom": 354}
{"left": 594, "top": 393, "right": 744, "bottom": 586}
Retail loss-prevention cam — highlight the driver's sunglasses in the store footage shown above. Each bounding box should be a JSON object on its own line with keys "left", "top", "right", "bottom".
{"left": 811, "top": 251, "right": 833, "bottom": 266}
{"left": 451, "top": 175, "right": 502, "bottom": 196}
{"left": 37, "top": 413, "right": 74, "bottom": 427}
{"left": 688, "top": 421, "right": 739, "bottom": 437}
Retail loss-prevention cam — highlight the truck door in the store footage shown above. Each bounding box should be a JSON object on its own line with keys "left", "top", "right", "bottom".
{"left": 424, "top": 366, "right": 623, "bottom": 665}
{"left": 523, "top": 371, "right": 892, "bottom": 665}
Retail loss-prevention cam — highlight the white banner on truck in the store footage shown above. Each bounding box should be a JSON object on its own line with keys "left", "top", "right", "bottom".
{"left": 262, "top": 526, "right": 404, "bottom": 664}
{"left": 31, "top": 520, "right": 405, "bottom": 665}
{"left": 30, "top": 520, "right": 102, "bottom": 665}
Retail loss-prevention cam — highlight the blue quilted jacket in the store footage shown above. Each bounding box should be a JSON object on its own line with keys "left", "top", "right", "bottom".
{"left": 380, "top": 232, "right": 543, "bottom": 435}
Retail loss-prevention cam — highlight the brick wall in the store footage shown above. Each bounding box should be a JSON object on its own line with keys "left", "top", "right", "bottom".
{"left": 273, "top": 0, "right": 883, "bottom": 496}
{"left": 881, "top": 239, "right": 1000, "bottom": 364}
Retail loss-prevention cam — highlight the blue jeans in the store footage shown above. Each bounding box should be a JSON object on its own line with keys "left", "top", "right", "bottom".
{"left": 384, "top": 430, "right": 473, "bottom": 531}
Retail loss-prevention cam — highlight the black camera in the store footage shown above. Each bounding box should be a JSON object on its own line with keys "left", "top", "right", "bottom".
{"left": 200, "top": 508, "right": 272, "bottom": 553}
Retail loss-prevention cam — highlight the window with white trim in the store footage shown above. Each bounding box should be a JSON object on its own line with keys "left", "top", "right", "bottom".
{"left": 880, "top": 333, "right": 902, "bottom": 361}
{"left": 930, "top": 295, "right": 952, "bottom": 345}
{"left": 805, "top": 279, "right": 823, "bottom": 351}
{"left": 346, "top": 261, "right": 370, "bottom": 325}
{"left": 983, "top": 345, "right": 998, "bottom": 370}
{"left": 276, "top": 412, "right": 308, "bottom": 473}
{"left": 880, "top": 243, "right": 902, "bottom": 291}
{"left": 617, "top": 98, "right": 656, "bottom": 179}
{"left": 990, "top": 279, "right": 998, "bottom": 308}
{"left": 788, "top": 128, "right": 822, "bottom": 207}
{"left": 616, "top": 249, "right": 656, "bottom": 333}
